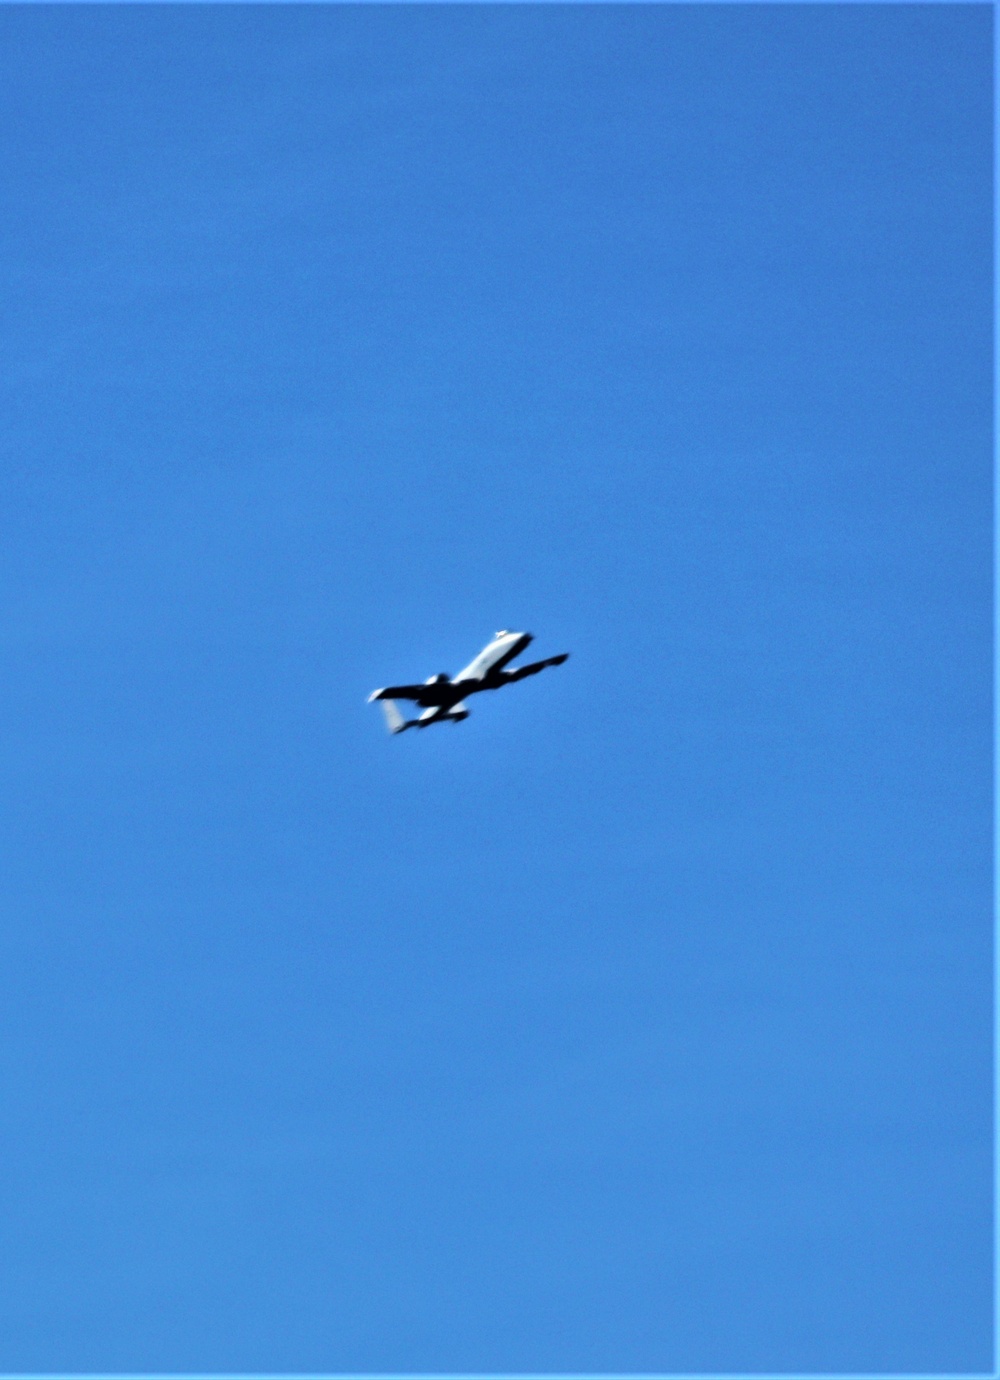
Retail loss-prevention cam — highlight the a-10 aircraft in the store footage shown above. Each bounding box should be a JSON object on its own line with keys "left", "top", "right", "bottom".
{"left": 368, "top": 630, "right": 569, "bottom": 733}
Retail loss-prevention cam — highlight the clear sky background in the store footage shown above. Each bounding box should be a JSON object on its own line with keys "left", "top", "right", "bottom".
{"left": 0, "top": 3, "right": 991, "bottom": 1374}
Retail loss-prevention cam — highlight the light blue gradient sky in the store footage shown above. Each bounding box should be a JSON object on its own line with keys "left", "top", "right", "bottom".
{"left": 0, "top": 4, "right": 991, "bottom": 1372}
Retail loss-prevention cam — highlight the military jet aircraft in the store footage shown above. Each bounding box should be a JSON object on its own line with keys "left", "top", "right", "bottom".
{"left": 368, "top": 630, "right": 569, "bottom": 733}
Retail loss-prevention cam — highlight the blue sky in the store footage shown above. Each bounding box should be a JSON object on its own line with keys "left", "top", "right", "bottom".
{"left": 0, "top": 3, "right": 991, "bottom": 1373}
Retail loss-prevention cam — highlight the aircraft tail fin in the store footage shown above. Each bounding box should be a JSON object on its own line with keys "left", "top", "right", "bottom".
{"left": 376, "top": 697, "right": 470, "bottom": 735}
{"left": 380, "top": 699, "right": 410, "bottom": 734}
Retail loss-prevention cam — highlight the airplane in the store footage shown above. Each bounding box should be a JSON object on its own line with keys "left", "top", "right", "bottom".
{"left": 368, "top": 630, "right": 569, "bottom": 734}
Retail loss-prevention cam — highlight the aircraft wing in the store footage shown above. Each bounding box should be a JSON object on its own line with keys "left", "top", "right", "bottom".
{"left": 502, "top": 653, "right": 569, "bottom": 683}
{"left": 368, "top": 684, "right": 427, "bottom": 703}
